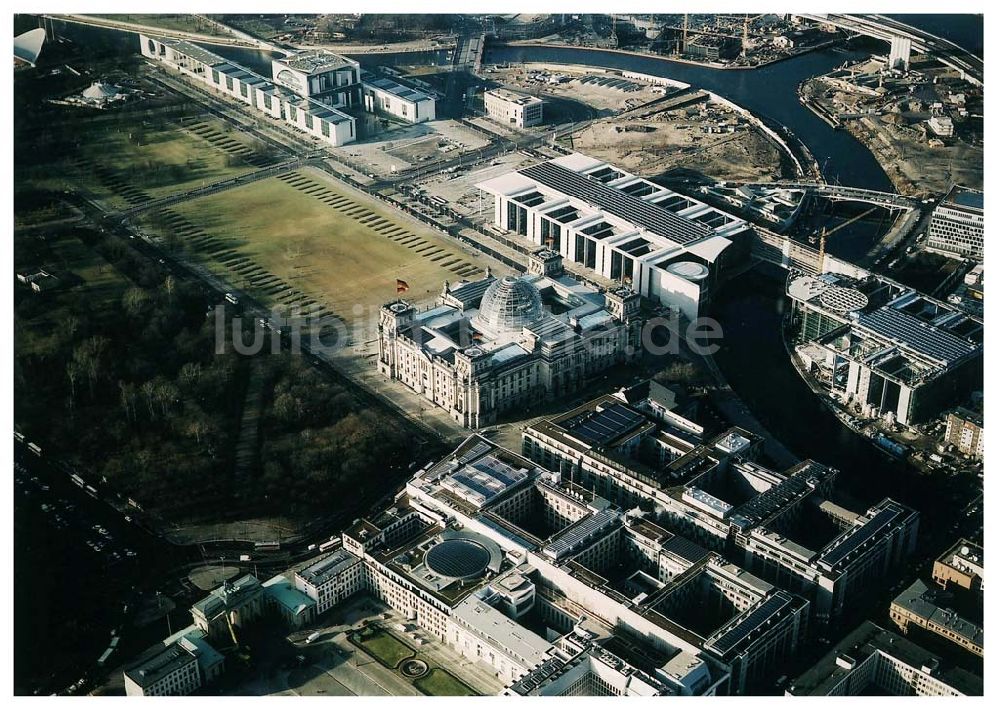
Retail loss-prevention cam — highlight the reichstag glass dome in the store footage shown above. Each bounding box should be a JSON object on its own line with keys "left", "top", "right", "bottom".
{"left": 473, "top": 276, "right": 544, "bottom": 334}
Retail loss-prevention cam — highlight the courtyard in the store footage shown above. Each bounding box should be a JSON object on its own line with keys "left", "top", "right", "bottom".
{"left": 234, "top": 596, "right": 503, "bottom": 697}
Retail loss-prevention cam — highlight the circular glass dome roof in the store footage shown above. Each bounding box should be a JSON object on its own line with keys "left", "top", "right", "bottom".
{"left": 473, "top": 276, "right": 544, "bottom": 334}
{"left": 424, "top": 538, "right": 491, "bottom": 579}
{"left": 819, "top": 286, "right": 869, "bottom": 314}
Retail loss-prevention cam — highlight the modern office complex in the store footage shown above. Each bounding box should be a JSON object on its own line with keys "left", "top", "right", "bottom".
{"left": 331, "top": 433, "right": 812, "bottom": 695}
{"left": 684, "top": 34, "right": 741, "bottom": 61}
{"left": 139, "top": 35, "right": 358, "bottom": 146}
{"left": 522, "top": 389, "right": 918, "bottom": 629}
{"left": 377, "top": 249, "right": 645, "bottom": 428}
{"left": 786, "top": 621, "right": 982, "bottom": 696}
{"left": 270, "top": 49, "right": 362, "bottom": 109}
{"left": 477, "top": 153, "right": 752, "bottom": 320}
{"left": 502, "top": 636, "right": 691, "bottom": 696}
{"left": 926, "top": 185, "right": 984, "bottom": 261}
{"left": 362, "top": 71, "right": 437, "bottom": 123}
{"left": 484, "top": 88, "right": 544, "bottom": 127}
{"left": 789, "top": 272, "right": 983, "bottom": 426}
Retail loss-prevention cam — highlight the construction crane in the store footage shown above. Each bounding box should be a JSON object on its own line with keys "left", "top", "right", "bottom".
{"left": 742, "top": 14, "right": 765, "bottom": 57}
{"left": 680, "top": 14, "right": 688, "bottom": 56}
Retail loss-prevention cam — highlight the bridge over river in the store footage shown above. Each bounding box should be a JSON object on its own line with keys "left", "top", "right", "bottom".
{"left": 794, "top": 13, "right": 983, "bottom": 86}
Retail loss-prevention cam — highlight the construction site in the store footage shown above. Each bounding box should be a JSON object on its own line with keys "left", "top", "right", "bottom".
{"left": 505, "top": 14, "right": 839, "bottom": 69}
{"left": 480, "top": 63, "right": 790, "bottom": 182}
{"left": 800, "top": 56, "right": 984, "bottom": 196}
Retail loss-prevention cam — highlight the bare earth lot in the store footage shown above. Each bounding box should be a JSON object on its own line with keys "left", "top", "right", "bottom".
{"left": 571, "top": 118, "right": 783, "bottom": 181}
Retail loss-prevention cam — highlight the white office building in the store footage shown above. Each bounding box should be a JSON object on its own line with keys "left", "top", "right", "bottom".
{"left": 477, "top": 153, "right": 752, "bottom": 320}
{"left": 926, "top": 185, "right": 984, "bottom": 261}
{"left": 335, "top": 434, "right": 812, "bottom": 695}
{"left": 522, "top": 391, "right": 919, "bottom": 630}
{"left": 485, "top": 88, "right": 544, "bottom": 127}
{"left": 270, "top": 49, "right": 361, "bottom": 109}
{"left": 362, "top": 71, "right": 437, "bottom": 123}
{"left": 787, "top": 621, "right": 982, "bottom": 696}
{"left": 140, "top": 35, "right": 357, "bottom": 146}
{"left": 789, "top": 272, "right": 983, "bottom": 426}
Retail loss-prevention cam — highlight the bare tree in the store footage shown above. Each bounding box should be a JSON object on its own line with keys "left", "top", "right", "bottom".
{"left": 119, "top": 380, "right": 138, "bottom": 423}
{"left": 141, "top": 380, "right": 157, "bottom": 419}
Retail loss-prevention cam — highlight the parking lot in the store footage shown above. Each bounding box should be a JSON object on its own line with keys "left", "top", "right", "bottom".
{"left": 343, "top": 119, "right": 491, "bottom": 179}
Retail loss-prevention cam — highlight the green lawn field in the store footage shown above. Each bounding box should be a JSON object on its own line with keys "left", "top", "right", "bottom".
{"left": 352, "top": 629, "right": 415, "bottom": 669}
{"left": 414, "top": 668, "right": 476, "bottom": 696}
{"left": 155, "top": 167, "right": 484, "bottom": 315}
{"left": 72, "top": 117, "right": 260, "bottom": 209}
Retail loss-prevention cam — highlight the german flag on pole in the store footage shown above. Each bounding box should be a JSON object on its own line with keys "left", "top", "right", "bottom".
{"left": 396, "top": 278, "right": 410, "bottom": 294}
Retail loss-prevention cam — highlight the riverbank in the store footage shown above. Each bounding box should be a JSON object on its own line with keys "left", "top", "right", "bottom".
{"left": 709, "top": 268, "right": 977, "bottom": 532}
{"left": 798, "top": 58, "right": 983, "bottom": 196}
{"left": 486, "top": 43, "right": 893, "bottom": 192}
{"left": 48, "top": 13, "right": 270, "bottom": 49}
{"left": 502, "top": 38, "right": 843, "bottom": 72}
{"left": 301, "top": 38, "right": 458, "bottom": 54}
{"left": 486, "top": 62, "right": 795, "bottom": 181}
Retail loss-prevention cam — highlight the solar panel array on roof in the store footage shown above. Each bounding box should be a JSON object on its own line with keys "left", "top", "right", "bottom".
{"left": 169, "top": 39, "right": 226, "bottom": 67}
{"left": 445, "top": 454, "right": 529, "bottom": 505}
{"left": 706, "top": 593, "right": 791, "bottom": 656}
{"left": 448, "top": 277, "right": 495, "bottom": 305}
{"left": 529, "top": 316, "right": 576, "bottom": 344}
{"left": 543, "top": 508, "right": 620, "bottom": 560}
{"left": 945, "top": 187, "right": 984, "bottom": 211}
{"left": 858, "top": 309, "right": 977, "bottom": 365}
{"left": 448, "top": 474, "right": 499, "bottom": 503}
{"left": 818, "top": 504, "right": 902, "bottom": 569}
{"left": 564, "top": 403, "right": 647, "bottom": 446}
{"left": 424, "top": 538, "right": 491, "bottom": 578}
{"left": 299, "top": 548, "right": 358, "bottom": 584}
{"left": 660, "top": 535, "right": 710, "bottom": 565}
{"left": 733, "top": 475, "right": 811, "bottom": 525}
{"left": 363, "top": 73, "right": 433, "bottom": 103}
{"left": 521, "top": 162, "right": 711, "bottom": 245}
{"left": 457, "top": 439, "right": 492, "bottom": 464}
